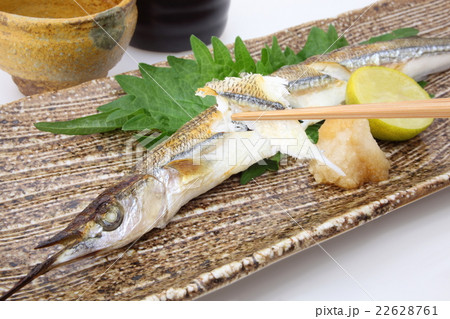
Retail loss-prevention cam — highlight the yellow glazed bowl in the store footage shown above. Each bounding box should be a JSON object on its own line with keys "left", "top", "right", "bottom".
{"left": 0, "top": 0, "right": 137, "bottom": 95}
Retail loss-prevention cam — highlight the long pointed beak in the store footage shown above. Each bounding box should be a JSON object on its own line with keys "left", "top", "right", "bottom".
{"left": 0, "top": 218, "right": 88, "bottom": 300}
{"left": 1, "top": 219, "right": 87, "bottom": 301}
{"left": 0, "top": 246, "right": 67, "bottom": 301}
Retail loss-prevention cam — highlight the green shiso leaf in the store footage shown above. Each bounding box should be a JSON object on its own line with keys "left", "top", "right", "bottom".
{"left": 360, "top": 27, "right": 419, "bottom": 44}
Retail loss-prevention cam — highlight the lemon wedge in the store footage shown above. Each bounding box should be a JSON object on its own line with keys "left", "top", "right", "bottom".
{"left": 346, "top": 66, "right": 433, "bottom": 141}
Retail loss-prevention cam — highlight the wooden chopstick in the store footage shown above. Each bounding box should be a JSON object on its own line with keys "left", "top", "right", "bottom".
{"left": 231, "top": 98, "right": 450, "bottom": 121}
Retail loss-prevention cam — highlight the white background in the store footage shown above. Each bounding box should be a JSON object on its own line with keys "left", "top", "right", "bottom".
{"left": 1, "top": 0, "right": 449, "bottom": 301}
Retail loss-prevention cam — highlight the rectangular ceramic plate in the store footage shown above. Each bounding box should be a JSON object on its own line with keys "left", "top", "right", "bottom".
{"left": 0, "top": 0, "right": 449, "bottom": 300}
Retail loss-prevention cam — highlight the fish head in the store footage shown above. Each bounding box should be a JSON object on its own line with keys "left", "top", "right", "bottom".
{"left": 38, "top": 174, "right": 167, "bottom": 262}
{"left": 1, "top": 174, "right": 167, "bottom": 300}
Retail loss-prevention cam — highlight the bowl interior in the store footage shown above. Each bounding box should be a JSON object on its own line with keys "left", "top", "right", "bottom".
{"left": 0, "top": 0, "right": 122, "bottom": 19}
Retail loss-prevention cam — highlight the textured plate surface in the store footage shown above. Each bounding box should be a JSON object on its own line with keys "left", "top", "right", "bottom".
{"left": 0, "top": 0, "right": 449, "bottom": 300}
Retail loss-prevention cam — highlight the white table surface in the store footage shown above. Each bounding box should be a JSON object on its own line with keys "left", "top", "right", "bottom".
{"left": 1, "top": 0, "right": 449, "bottom": 301}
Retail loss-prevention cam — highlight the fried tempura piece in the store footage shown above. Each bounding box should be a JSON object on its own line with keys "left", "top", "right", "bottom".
{"left": 309, "top": 119, "right": 390, "bottom": 189}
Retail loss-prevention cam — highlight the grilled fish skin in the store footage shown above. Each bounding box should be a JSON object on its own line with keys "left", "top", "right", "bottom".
{"left": 273, "top": 37, "right": 450, "bottom": 111}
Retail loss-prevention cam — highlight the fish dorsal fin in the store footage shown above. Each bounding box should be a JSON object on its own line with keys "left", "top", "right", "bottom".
{"left": 272, "top": 64, "right": 324, "bottom": 82}
{"left": 165, "top": 159, "right": 206, "bottom": 184}
{"left": 308, "top": 62, "right": 351, "bottom": 81}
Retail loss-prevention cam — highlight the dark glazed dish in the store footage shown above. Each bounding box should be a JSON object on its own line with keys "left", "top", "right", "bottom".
{"left": 131, "top": 0, "right": 230, "bottom": 52}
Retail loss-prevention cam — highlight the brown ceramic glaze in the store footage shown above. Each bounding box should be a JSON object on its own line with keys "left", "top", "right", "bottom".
{"left": 0, "top": 0, "right": 137, "bottom": 95}
{"left": 0, "top": 0, "right": 449, "bottom": 300}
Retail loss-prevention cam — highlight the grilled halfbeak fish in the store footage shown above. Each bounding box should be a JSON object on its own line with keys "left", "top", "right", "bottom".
{"left": 272, "top": 37, "right": 450, "bottom": 126}
{"left": 2, "top": 37, "right": 449, "bottom": 300}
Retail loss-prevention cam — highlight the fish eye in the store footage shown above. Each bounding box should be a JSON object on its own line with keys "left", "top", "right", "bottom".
{"left": 96, "top": 204, "right": 124, "bottom": 231}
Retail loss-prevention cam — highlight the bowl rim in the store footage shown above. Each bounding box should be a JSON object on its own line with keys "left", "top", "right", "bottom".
{"left": 0, "top": 0, "right": 136, "bottom": 24}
